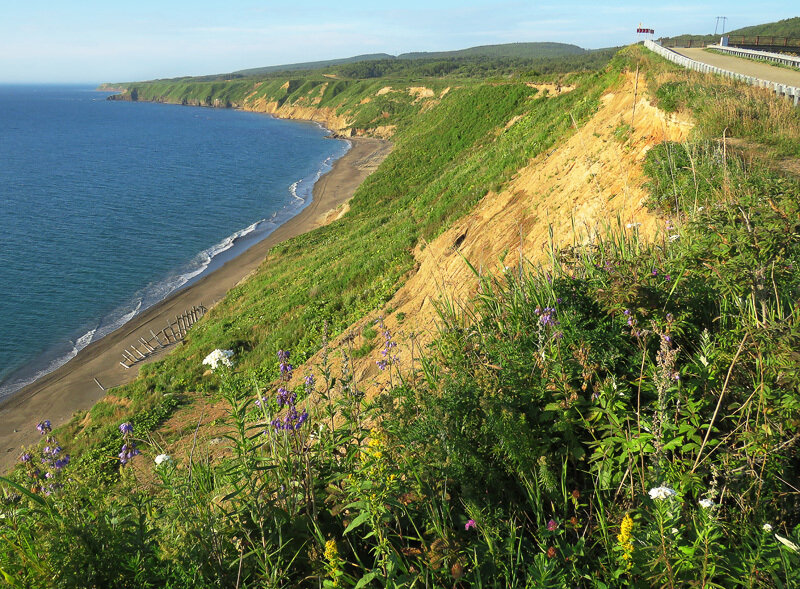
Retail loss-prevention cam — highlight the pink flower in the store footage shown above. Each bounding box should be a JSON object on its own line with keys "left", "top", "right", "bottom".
{"left": 465, "top": 519, "right": 476, "bottom": 531}
{"left": 547, "top": 519, "right": 558, "bottom": 531}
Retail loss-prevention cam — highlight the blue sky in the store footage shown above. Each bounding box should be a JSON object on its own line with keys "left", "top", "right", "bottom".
{"left": 1, "top": 1, "right": 796, "bottom": 83}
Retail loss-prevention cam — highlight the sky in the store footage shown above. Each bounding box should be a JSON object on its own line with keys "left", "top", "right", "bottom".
{"left": 1, "top": 1, "right": 796, "bottom": 83}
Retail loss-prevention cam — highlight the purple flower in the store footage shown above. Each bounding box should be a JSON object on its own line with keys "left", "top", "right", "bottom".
{"left": 119, "top": 442, "right": 140, "bottom": 465}
{"left": 54, "top": 456, "right": 70, "bottom": 470}
{"left": 536, "top": 307, "right": 558, "bottom": 327}
{"left": 119, "top": 422, "right": 134, "bottom": 435}
{"left": 36, "top": 420, "right": 52, "bottom": 435}
{"left": 20, "top": 452, "right": 32, "bottom": 463}
{"left": 547, "top": 519, "right": 558, "bottom": 531}
{"left": 276, "top": 387, "right": 296, "bottom": 407}
{"left": 651, "top": 269, "right": 658, "bottom": 277}
{"left": 465, "top": 519, "right": 476, "bottom": 531}
{"left": 304, "top": 374, "right": 314, "bottom": 388}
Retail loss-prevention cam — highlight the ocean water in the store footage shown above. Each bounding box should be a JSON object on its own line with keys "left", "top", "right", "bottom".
{"left": 0, "top": 85, "right": 349, "bottom": 400}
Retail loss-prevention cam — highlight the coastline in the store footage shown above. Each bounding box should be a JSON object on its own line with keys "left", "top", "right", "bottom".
{"left": 0, "top": 136, "right": 392, "bottom": 473}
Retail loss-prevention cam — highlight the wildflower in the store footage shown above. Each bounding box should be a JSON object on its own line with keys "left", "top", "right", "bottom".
{"left": 53, "top": 456, "right": 70, "bottom": 470}
{"left": 154, "top": 454, "right": 171, "bottom": 466}
{"left": 649, "top": 486, "right": 677, "bottom": 501}
{"left": 276, "top": 386, "right": 296, "bottom": 407}
{"left": 651, "top": 269, "right": 658, "bottom": 277}
{"left": 202, "top": 348, "right": 234, "bottom": 371}
{"left": 36, "top": 420, "right": 51, "bottom": 435}
{"left": 535, "top": 306, "right": 558, "bottom": 327}
{"left": 118, "top": 422, "right": 139, "bottom": 466}
{"left": 617, "top": 513, "right": 634, "bottom": 563}
{"left": 304, "top": 374, "right": 314, "bottom": 388}
{"left": 547, "top": 546, "right": 556, "bottom": 558}
{"left": 698, "top": 498, "right": 715, "bottom": 509}
{"left": 763, "top": 523, "right": 773, "bottom": 532}
{"left": 277, "top": 349, "right": 292, "bottom": 377}
{"left": 118, "top": 443, "right": 140, "bottom": 465}
{"left": 547, "top": 519, "right": 558, "bottom": 531}
{"left": 20, "top": 452, "right": 32, "bottom": 463}
{"left": 465, "top": 519, "right": 476, "bottom": 531}
{"left": 323, "top": 539, "right": 344, "bottom": 586}
{"left": 669, "top": 234, "right": 680, "bottom": 242}
{"left": 626, "top": 222, "right": 641, "bottom": 229}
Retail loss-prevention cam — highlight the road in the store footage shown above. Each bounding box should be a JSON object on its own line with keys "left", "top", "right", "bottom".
{"left": 673, "top": 47, "right": 800, "bottom": 87}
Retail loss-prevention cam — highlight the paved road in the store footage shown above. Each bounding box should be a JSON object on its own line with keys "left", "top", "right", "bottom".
{"left": 673, "top": 47, "right": 800, "bottom": 87}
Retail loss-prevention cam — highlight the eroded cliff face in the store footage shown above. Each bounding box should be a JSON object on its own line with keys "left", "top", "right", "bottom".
{"left": 290, "top": 72, "right": 693, "bottom": 396}
{"left": 244, "top": 97, "right": 351, "bottom": 133}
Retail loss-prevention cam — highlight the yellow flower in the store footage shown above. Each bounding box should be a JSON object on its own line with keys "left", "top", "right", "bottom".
{"left": 324, "top": 539, "right": 338, "bottom": 562}
{"left": 617, "top": 513, "right": 634, "bottom": 565}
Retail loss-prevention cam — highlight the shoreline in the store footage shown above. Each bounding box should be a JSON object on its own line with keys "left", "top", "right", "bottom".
{"left": 0, "top": 136, "right": 392, "bottom": 473}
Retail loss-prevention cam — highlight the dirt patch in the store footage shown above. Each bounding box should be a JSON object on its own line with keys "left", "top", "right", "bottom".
{"left": 526, "top": 82, "right": 576, "bottom": 95}
{"left": 408, "top": 86, "right": 435, "bottom": 102}
{"left": 377, "top": 86, "right": 393, "bottom": 96}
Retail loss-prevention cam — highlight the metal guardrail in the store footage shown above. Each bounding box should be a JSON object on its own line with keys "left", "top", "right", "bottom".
{"left": 709, "top": 44, "right": 800, "bottom": 68}
{"left": 643, "top": 40, "right": 800, "bottom": 107}
{"left": 726, "top": 35, "right": 800, "bottom": 49}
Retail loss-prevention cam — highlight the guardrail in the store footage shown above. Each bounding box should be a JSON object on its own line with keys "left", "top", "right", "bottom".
{"left": 726, "top": 35, "right": 800, "bottom": 49}
{"left": 709, "top": 44, "right": 800, "bottom": 68}
{"left": 643, "top": 40, "right": 800, "bottom": 107}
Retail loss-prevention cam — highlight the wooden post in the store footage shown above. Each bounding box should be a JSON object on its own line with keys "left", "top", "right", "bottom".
{"left": 94, "top": 378, "right": 105, "bottom": 391}
{"left": 131, "top": 345, "right": 147, "bottom": 360}
{"left": 119, "top": 362, "right": 130, "bottom": 369}
{"left": 122, "top": 350, "right": 137, "bottom": 363}
{"left": 150, "top": 329, "right": 164, "bottom": 347}
{"left": 139, "top": 338, "right": 156, "bottom": 353}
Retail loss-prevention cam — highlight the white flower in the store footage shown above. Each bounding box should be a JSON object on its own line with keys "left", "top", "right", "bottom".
{"left": 649, "top": 486, "right": 678, "bottom": 501}
{"left": 154, "top": 454, "right": 172, "bottom": 466}
{"left": 202, "top": 349, "right": 234, "bottom": 371}
{"left": 669, "top": 234, "right": 680, "bottom": 242}
{"left": 763, "top": 523, "right": 773, "bottom": 532}
{"left": 698, "top": 498, "right": 715, "bottom": 509}
{"left": 626, "top": 222, "right": 642, "bottom": 229}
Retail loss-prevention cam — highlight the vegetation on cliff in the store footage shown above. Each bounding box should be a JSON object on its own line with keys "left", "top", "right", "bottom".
{"left": 3, "top": 45, "right": 800, "bottom": 587}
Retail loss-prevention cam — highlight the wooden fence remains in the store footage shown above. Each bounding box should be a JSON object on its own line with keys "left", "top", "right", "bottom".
{"left": 119, "top": 305, "right": 207, "bottom": 369}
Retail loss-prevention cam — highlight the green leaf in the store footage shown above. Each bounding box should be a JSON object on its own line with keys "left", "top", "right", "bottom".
{"left": 0, "top": 476, "right": 48, "bottom": 509}
{"left": 343, "top": 511, "right": 371, "bottom": 535}
{"left": 354, "top": 571, "right": 379, "bottom": 589}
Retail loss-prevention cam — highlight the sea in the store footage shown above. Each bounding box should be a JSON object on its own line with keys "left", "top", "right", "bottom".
{"left": 0, "top": 84, "right": 349, "bottom": 402}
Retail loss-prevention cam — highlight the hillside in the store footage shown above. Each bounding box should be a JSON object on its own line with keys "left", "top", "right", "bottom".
{"left": 658, "top": 15, "right": 800, "bottom": 46}
{"left": 729, "top": 16, "right": 800, "bottom": 38}
{"left": 4, "top": 46, "right": 800, "bottom": 587}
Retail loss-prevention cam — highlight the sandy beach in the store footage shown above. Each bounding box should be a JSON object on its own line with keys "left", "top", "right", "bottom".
{"left": 0, "top": 136, "right": 392, "bottom": 473}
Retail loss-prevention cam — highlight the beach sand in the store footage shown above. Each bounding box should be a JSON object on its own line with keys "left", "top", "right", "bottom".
{"left": 0, "top": 136, "right": 392, "bottom": 473}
